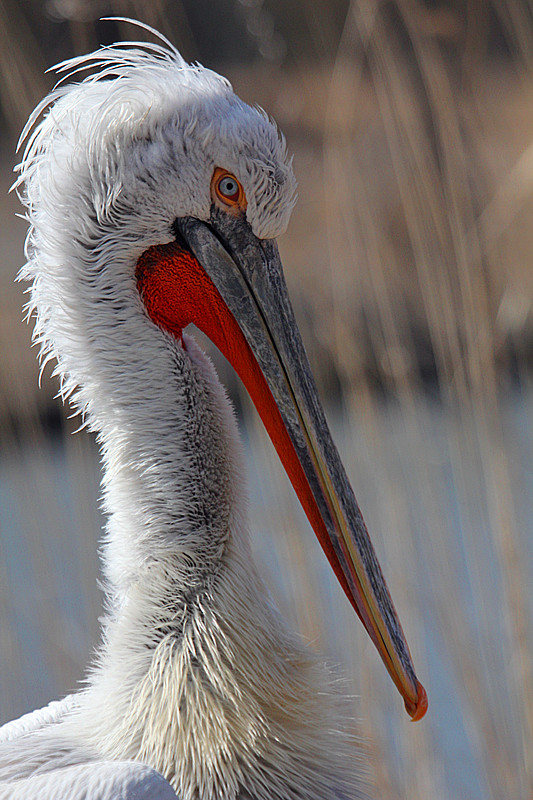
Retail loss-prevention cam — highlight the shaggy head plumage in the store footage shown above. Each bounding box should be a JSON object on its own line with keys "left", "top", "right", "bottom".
{"left": 15, "top": 30, "right": 296, "bottom": 414}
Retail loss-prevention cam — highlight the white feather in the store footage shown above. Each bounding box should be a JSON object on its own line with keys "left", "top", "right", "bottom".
{"left": 2, "top": 25, "right": 367, "bottom": 800}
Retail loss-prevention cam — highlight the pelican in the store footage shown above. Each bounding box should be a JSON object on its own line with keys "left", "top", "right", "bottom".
{"left": 0, "top": 23, "right": 426, "bottom": 799}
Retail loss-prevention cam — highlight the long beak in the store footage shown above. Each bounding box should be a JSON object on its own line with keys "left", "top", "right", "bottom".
{"left": 141, "top": 208, "right": 427, "bottom": 720}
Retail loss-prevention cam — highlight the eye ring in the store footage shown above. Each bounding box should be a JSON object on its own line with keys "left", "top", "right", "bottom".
{"left": 211, "top": 168, "right": 246, "bottom": 210}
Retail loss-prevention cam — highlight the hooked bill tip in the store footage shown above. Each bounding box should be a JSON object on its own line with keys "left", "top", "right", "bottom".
{"left": 404, "top": 680, "right": 428, "bottom": 721}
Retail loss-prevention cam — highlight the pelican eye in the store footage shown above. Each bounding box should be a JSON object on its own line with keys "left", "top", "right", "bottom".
{"left": 219, "top": 176, "right": 239, "bottom": 198}
{"left": 212, "top": 168, "right": 246, "bottom": 211}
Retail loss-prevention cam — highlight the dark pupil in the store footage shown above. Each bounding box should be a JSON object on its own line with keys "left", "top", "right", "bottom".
{"left": 221, "top": 178, "right": 237, "bottom": 196}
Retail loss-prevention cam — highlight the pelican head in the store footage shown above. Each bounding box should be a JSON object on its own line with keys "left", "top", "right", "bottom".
{"left": 11, "top": 22, "right": 426, "bottom": 800}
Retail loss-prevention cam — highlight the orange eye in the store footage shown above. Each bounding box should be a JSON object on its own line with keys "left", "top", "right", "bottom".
{"left": 212, "top": 168, "right": 246, "bottom": 211}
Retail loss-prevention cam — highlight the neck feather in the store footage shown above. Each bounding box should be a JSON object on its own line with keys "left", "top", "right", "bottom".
{"left": 71, "top": 318, "right": 362, "bottom": 800}
{"left": 94, "top": 324, "right": 245, "bottom": 602}
{"left": 34, "top": 248, "right": 362, "bottom": 798}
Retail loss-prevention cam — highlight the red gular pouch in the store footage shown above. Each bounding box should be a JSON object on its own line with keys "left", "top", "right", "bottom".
{"left": 135, "top": 239, "right": 358, "bottom": 619}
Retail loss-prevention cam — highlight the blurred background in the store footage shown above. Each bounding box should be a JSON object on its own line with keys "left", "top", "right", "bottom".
{"left": 1, "top": 1, "right": 533, "bottom": 797}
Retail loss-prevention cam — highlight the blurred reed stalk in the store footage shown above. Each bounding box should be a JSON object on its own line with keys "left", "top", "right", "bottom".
{"left": 318, "top": 0, "right": 533, "bottom": 796}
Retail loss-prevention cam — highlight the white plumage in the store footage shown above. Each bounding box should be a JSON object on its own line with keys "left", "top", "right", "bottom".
{"left": 0, "top": 22, "right": 425, "bottom": 800}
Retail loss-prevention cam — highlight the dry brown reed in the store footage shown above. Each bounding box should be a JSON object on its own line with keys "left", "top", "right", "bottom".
{"left": 317, "top": 3, "right": 533, "bottom": 797}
